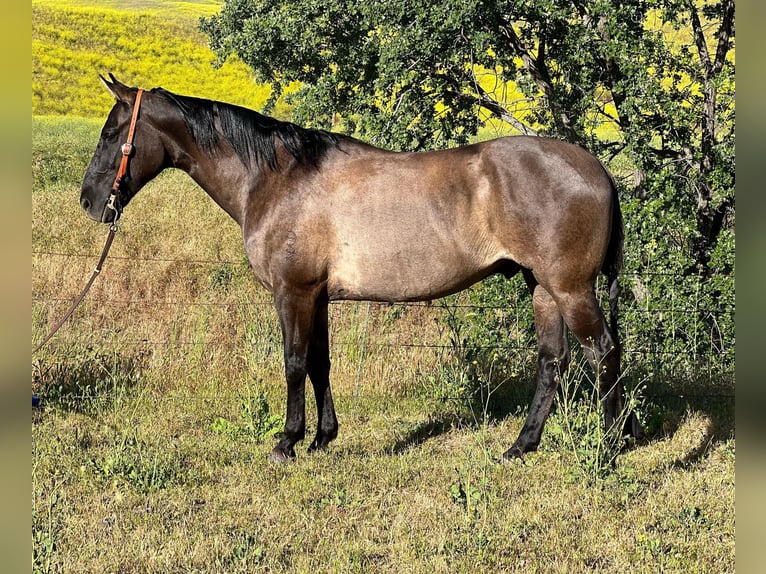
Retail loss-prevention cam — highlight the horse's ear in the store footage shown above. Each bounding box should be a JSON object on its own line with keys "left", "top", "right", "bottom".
{"left": 100, "top": 73, "right": 133, "bottom": 102}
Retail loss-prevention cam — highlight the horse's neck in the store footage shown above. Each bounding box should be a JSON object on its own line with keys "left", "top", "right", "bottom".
{"left": 168, "top": 133, "right": 253, "bottom": 226}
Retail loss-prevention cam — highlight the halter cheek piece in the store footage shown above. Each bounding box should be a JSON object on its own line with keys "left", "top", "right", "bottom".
{"left": 105, "top": 88, "right": 144, "bottom": 226}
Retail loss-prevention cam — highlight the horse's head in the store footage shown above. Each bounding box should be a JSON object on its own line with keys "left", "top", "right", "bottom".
{"left": 80, "top": 75, "right": 167, "bottom": 223}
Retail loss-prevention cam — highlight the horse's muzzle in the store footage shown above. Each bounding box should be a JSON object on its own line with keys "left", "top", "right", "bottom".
{"left": 79, "top": 195, "right": 92, "bottom": 213}
{"left": 79, "top": 192, "right": 118, "bottom": 223}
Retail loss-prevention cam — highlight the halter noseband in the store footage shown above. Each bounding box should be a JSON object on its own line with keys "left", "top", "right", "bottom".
{"left": 105, "top": 88, "right": 144, "bottom": 225}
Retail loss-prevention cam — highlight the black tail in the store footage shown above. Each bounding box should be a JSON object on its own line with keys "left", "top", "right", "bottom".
{"left": 601, "top": 168, "right": 645, "bottom": 440}
{"left": 601, "top": 168, "right": 624, "bottom": 358}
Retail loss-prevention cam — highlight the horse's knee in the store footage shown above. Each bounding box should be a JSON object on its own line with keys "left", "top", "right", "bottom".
{"left": 285, "top": 354, "right": 308, "bottom": 383}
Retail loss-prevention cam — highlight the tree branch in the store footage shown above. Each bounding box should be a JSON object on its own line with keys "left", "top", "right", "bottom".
{"left": 497, "top": 16, "right": 581, "bottom": 144}
{"left": 473, "top": 82, "right": 538, "bottom": 136}
{"left": 713, "top": 0, "right": 735, "bottom": 75}
{"left": 688, "top": 0, "right": 712, "bottom": 76}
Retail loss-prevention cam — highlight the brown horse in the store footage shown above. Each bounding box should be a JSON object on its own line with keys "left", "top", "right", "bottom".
{"left": 81, "top": 75, "right": 642, "bottom": 463}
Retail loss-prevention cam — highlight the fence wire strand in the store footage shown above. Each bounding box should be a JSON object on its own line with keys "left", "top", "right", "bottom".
{"left": 33, "top": 249, "right": 735, "bottom": 403}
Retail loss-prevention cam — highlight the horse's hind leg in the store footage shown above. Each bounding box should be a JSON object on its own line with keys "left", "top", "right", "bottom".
{"left": 503, "top": 272, "right": 570, "bottom": 460}
{"left": 307, "top": 301, "right": 339, "bottom": 452}
{"left": 553, "top": 286, "right": 635, "bottom": 435}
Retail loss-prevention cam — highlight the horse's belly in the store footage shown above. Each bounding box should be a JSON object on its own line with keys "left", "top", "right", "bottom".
{"left": 327, "top": 242, "right": 497, "bottom": 302}
{"left": 321, "top": 178, "right": 509, "bottom": 301}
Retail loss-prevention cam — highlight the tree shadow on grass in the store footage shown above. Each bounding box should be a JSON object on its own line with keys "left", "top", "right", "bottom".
{"left": 641, "top": 375, "right": 735, "bottom": 468}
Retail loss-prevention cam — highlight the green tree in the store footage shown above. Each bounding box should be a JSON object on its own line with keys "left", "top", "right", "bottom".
{"left": 201, "top": 0, "right": 735, "bottom": 376}
{"left": 201, "top": 0, "right": 733, "bottom": 278}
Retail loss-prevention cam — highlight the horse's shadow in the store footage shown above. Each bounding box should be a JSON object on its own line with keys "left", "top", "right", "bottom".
{"left": 389, "top": 414, "right": 463, "bottom": 454}
{"left": 388, "top": 379, "right": 536, "bottom": 455}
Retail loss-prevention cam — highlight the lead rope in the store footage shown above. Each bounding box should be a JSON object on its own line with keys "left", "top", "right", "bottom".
{"left": 32, "top": 224, "right": 118, "bottom": 355}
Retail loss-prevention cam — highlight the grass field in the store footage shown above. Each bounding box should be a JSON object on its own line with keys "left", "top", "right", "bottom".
{"left": 32, "top": 115, "right": 734, "bottom": 574}
{"left": 32, "top": 2, "right": 734, "bottom": 572}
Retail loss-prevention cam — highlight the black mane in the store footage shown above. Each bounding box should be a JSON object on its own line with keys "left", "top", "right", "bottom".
{"left": 150, "top": 87, "right": 341, "bottom": 171}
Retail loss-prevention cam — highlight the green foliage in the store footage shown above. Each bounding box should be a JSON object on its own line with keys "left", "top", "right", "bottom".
{"left": 209, "top": 263, "right": 235, "bottom": 291}
{"left": 201, "top": 0, "right": 514, "bottom": 150}
{"left": 202, "top": 0, "right": 735, "bottom": 398}
{"left": 543, "top": 356, "right": 644, "bottom": 484}
{"left": 620, "top": 164, "right": 735, "bottom": 379}
{"left": 211, "top": 380, "right": 282, "bottom": 442}
{"left": 424, "top": 275, "right": 535, "bottom": 417}
{"left": 319, "top": 488, "right": 352, "bottom": 511}
{"left": 450, "top": 467, "right": 491, "bottom": 522}
{"left": 224, "top": 531, "right": 266, "bottom": 570}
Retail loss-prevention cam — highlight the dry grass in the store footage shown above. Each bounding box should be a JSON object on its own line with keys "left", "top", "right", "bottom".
{"left": 32, "top": 392, "right": 734, "bottom": 573}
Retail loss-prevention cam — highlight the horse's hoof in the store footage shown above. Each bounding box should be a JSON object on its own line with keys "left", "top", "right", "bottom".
{"left": 502, "top": 448, "right": 524, "bottom": 463}
{"left": 307, "top": 438, "right": 330, "bottom": 453}
{"left": 502, "top": 443, "right": 532, "bottom": 464}
{"left": 268, "top": 447, "right": 295, "bottom": 464}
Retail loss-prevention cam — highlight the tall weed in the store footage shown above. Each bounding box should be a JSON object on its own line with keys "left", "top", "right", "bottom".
{"left": 210, "top": 379, "right": 282, "bottom": 442}
{"left": 544, "top": 353, "right": 645, "bottom": 484}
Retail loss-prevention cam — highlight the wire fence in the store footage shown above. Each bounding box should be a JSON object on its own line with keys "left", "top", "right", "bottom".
{"left": 32, "top": 249, "right": 735, "bottom": 403}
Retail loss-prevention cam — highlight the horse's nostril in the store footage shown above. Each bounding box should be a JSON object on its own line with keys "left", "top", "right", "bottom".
{"left": 80, "top": 196, "right": 91, "bottom": 211}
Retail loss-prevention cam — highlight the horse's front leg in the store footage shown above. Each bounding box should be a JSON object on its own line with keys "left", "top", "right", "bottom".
{"left": 504, "top": 275, "right": 570, "bottom": 460}
{"left": 307, "top": 300, "right": 338, "bottom": 452}
{"left": 269, "top": 287, "right": 319, "bottom": 463}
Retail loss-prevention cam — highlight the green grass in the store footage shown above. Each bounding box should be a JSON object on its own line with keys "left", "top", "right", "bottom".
{"left": 33, "top": 116, "right": 102, "bottom": 190}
